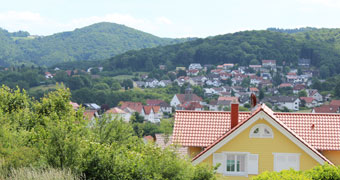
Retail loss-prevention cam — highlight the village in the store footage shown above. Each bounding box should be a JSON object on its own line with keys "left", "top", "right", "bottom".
{"left": 64, "top": 58, "right": 340, "bottom": 125}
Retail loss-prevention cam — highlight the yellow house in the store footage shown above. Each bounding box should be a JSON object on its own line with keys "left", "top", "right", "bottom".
{"left": 172, "top": 103, "right": 340, "bottom": 180}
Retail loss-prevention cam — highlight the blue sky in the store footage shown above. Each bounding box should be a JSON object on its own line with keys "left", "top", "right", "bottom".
{"left": 1, "top": 0, "right": 340, "bottom": 38}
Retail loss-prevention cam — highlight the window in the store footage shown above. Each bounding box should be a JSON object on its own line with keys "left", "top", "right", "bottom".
{"left": 273, "top": 153, "right": 300, "bottom": 172}
{"left": 226, "top": 154, "right": 246, "bottom": 173}
{"left": 250, "top": 124, "right": 274, "bottom": 138}
{"left": 213, "top": 152, "right": 258, "bottom": 176}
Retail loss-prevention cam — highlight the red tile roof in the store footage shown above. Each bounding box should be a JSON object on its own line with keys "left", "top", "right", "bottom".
{"left": 106, "top": 107, "right": 126, "bottom": 114}
{"left": 279, "top": 83, "right": 293, "bottom": 88}
{"left": 249, "top": 87, "right": 259, "bottom": 92}
{"left": 146, "top": 99, "right": 164, "bottom": 106}
{"left": 218, "top": 96, "right": 238, "bottom": 102}
{"left": 176, "top": 94, "right": 203, "bottom": 104}
{"left": 173, "top": 107, "right": 340, "bottom": 151}
{"left": 173, "top": 111, "right": 250, "bottom": 147}
{"left": 143, "top": 106, "right": 153, "bottom": 115}
{"left": 330, "top": 100, "right": 340, "bottom": 107}
{"left": 300, "top": 97, "right": 315, "bottom": 103}
{"left": 120, "top": 101, "right": 143, "bottom": 113}
{"left": 152, "top": 106, "right": 160, "bottom": 113}
{"left": 191, "top": 104, "right": 333, "bottom": 164}
{"left": 313, "top": 105, "right": 339, "bottom": 113}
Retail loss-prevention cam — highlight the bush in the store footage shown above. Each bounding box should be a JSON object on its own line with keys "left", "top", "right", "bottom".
{"left": 253, "top": 164, "right": 340, "bottom": 180}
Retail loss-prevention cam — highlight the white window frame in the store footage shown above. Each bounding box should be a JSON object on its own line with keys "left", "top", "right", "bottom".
{"left": 224, "top": 152, "right": 248, "bottom": 176}
{"left": 249, "top": 124, "right": 274, "bottom": 138}
{"left": 273, "top": 153, "right": 300, "bottom": 172}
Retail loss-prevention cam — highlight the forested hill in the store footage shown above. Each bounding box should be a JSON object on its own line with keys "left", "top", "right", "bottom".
{"left": 0, "top": 22, "right": 193, "bottom": 67}
{"left": 102, "top": 28, "right": 340, "bottom": 78}
{"left": 267, "top": 27, "right": 318, "bottom": 34}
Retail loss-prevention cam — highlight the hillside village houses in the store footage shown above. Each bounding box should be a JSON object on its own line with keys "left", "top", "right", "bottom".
{"left": 74, "top": 59, "right": 340, "bottom": 127}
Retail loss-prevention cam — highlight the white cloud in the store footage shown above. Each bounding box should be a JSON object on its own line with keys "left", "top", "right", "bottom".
{"left": 155, "top": 17, "right": 173, "bottom": 25}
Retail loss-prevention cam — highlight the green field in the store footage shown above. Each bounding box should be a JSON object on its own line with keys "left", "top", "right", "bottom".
{"left": 111, "top": 75, "right": 135, "bottom": 80}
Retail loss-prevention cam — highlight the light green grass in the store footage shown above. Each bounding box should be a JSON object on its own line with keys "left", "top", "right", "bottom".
{"left": 29, "top": 84, "right": 58, "bottom": 92}
{"left": 111, "top": 75, "right": 134, "bottom": 80}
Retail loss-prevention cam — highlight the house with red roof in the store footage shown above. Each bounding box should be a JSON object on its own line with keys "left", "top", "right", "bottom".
{"left": 307, "top": 89, "right": 323, "bottom": 102}
{"left": 300, "top": 97, "right": 318, "bottom": 108}
{"left": 330, "top": 100, "right": 340, "bottom": 107}
{"left": 105, "top": 107, "right": 131, "bottom": 122}
{"left": 312, "top": 105, "right": 339, "bottom": 113}
{"left": 140, "top": 106, "right": 162, "bottom": 123}
{"left": 187, "top": 69, "right": 199, "bottom": 76}
{"left": 170, "top": 87, "right": 203, "bottom": 109}
{"left": 262, "top": 60, "right": 276, "bottom": 68}
{"left": 173, "top": 103, "right": 340, "bottom": 179}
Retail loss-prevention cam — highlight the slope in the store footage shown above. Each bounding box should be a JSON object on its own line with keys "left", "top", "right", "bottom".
{"left": 0, "top": 22, "right": 193, "bottom": 66}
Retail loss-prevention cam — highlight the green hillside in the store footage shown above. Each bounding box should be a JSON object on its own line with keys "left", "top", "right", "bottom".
{"left": 0, "top": 22, "right": 193, "bottom": 66}
{"left": 102, "top": 28, "right": 340, "bottom": 78}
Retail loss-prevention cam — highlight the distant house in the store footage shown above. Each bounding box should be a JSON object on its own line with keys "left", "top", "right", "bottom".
{"left": 279, "top": 83, "right": 293, "bottom": 89}
{"left": 170, "top": 87, "right": 203, "bottom": 109}
{"left": 146, "top": 99, "right": 172, "bottom": 114}
{"left": 249, "top": 87, "right": 259, "bottom": 95}
{"left": 223, "top": 63, "right": 234, "bottom": 69}
{"left": 217, "top": 96, "right": 239, "bottom": 110}
{"left": 249, "top": 65, "right": 262, "bottom": 71}
{"left": 70, "top": 101, "right": 79, "bottom": 110}
{"left": 187, "top": 69, "right": 199, "bottom": 76}
{"left": 312, "top": 105, "right": 339, "bottom": 113}
{"left": 105, "top": 107, "right": 131, "bottom": 122}
{"left": 158, "top": 80, "right": 172, "bottom": 87}
{"left": 178, "top": 101, "right": 203, "bottom": 111}
{"left": 159, "top": 65, "right": 166, "bottom": 70}
{"left": 293, "top": 84, "right": 306, "bottom": 94}
{"left": 141, "top": 106, "right": 161, "bottom": 123}
{"left": 307, "top": 89, "right": 323, "bottom": 102}
{"left": 208, "top": 100, "right": 219, "bottom": 111}
{"left": 45, "top": 72, "right": 53, "bottom": 78}
{"left": 84, "top": 110, "right": 99, "bottom": 122}
{"left": 262, "top": 96, "right": 300, "bottom": 111}
{"left": 330, "top": 100, "right": 340, "bottom": 107}
{"left": 188, "top": 63, "right": 202, "bottom": 70}
{"left": 262, "top": 60, "right": 276, "bottom": 68}
{"left": 120, "top": 101, "right": 143, "bottom": 114}
{"left": 135, "top": 81, "right": 146, "bottom": 88}
{"left": 300, "top": 97, "right": 318, "bottom": 108}
{"left": 84, "top": 103, "right": 101, "bottom": 110}
{"left": 298, "top": 58, "right": 311, "bottom": 68}
{"left": 145, "top": 79, "right": 159, "bottom": 88}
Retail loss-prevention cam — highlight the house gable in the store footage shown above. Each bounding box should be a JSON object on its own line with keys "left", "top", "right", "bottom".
{"left": 192, "top": 110, "right": 329, "bottom": 176}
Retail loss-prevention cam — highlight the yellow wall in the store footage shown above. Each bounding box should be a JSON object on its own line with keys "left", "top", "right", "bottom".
{"left": 188, "top": 146, "right": 203, "bottom": 158}
{"left": 321, "top": 150, "right": 340, "bottom": 165}
{"left": 201, "top": 118, "right": 321, "bottom": 180}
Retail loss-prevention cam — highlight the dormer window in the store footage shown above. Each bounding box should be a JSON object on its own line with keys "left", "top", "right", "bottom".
{"left": 250, "top": 124, "right": 273, "bottom": 138}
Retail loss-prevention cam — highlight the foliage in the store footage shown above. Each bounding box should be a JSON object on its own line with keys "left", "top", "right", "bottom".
{"left": 0, "top": 22, "right": 192, "bottom": 67}
{"left": 253, "top": 164, "right": 340, "bottom": 180}
{"left": 0, "top": 85, "right": 216, "bottom": 179}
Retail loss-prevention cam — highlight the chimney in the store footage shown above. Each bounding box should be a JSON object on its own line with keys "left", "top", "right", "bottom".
{"left": 230, "top": 99, "right": 239, "bottom": 129}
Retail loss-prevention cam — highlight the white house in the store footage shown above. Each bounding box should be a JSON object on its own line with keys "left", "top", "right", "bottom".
{"left": 263, "top": 96, "right": 300, "bottom": 111}
{"left": 307, "top": 89, "right": 323, "bottom": 102}
{"left": 188, "top": 63, "right": 203, "bottom": 70}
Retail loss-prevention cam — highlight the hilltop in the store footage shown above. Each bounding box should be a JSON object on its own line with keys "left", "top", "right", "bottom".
{"left": 0, "top": 22, "right": 193, "bottom": 67}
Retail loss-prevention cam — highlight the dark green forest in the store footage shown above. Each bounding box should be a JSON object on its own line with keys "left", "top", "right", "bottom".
{"left": 0, "top": 22, "right": 193, "bottom": 67}
{"left": 100, "top": 28, "right": 340, "bottom": 78}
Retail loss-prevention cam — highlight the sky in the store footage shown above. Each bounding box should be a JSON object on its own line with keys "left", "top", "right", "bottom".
{"left": 1, "top": 0, "right": 340, "bottom": 38}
